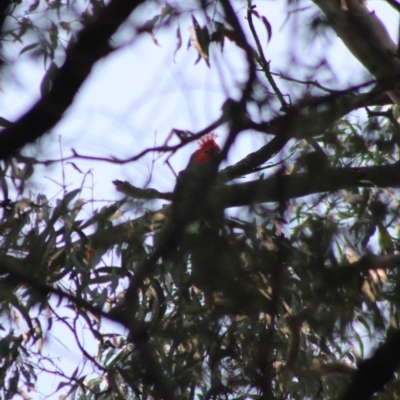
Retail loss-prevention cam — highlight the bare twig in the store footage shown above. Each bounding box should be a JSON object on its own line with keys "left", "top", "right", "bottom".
{"left": 38, "top": 116, "right": 226, "bottom": 166}
{"left": 219, "top": 0, "right": 256, "bottom": 105}
{"left": 113, "top": 180, "right": 173, "bottom": 201}
{"left": 247, "top": 0, "right": 288, "bottom": 110}
{"left": 271, "top": 71, "right": 341, "bottom": 94}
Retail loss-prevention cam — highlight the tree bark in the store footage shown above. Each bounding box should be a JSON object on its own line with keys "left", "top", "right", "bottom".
{"left": 313, "top": 0, "right": 400, "bottom": 104}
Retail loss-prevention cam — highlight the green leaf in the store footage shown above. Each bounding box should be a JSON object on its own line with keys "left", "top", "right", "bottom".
{"left": 40, "top": 61, "right": 59, "bottom": 97}
{"left": 378, "top": 223, "right": 394, "bottom": 253}
{"left": 63, "top": 189, "right": 81, "bottom": 208}
{"left": 19, "top": 42, "right": 40, "bottom": 56}
{"left": 261, "top": 16, "right": 272, "bottom": 43}
{"left": 189, "top": 16, "right": 210, "bottom": 67}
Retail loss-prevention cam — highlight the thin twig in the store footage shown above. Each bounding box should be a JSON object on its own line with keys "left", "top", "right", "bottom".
{"left": 271, "top": 71, "right": 340, "bottom": 94}
{"left": 37, "top": 116, "right": 226, "bottom": 166}
{"left": 247, "top": 0, "right": 288, "bottom": 110}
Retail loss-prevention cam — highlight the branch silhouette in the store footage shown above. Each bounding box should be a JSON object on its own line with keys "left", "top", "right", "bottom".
{"left": 0, "top": 0, "right": 146, "bottom": 160}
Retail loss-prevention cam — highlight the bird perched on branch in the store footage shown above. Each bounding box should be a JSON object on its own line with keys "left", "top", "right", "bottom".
{"left": 169, "top": 134, "right": 271, "bottom": 315}
{"left": 170, "top": 133, "right": 222, "bottom": 227}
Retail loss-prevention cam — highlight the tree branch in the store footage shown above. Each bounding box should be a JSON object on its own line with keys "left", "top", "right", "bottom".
{"left": 348, "top": 253, "right": 400, "bottom": 272}
{"left": 218, "top": 162, "right": 400, "bottom": 207}
{"left": 58, "top": 161, "right": 400, "bottom": 259}
{"left": 313, "top": 0, "right": 400, "bottom": 104}
{"left": 220, "top": 84, "right": 386, "bottom": 181}
{"left": 120, "top": 160, "right": 400, "bottom": 221}
{"left": 254, "top": 82, "right": 384, "bottom": 136}
{"left": 113, "top": 180, "right": 173, "bottom": 200}
{"left": 0, "top": 254, "right": 123, "bottom": 324}
{"left": 0, "top": 0, "right": 146, "bottom": 160}
{"left": 35, "top": 161, "right": 400, "bottom": 289}
{"left": 247, "top": 0, "right": 288, "bottom": 110}
{"left": 340, "top": 329, "right": 400, "bottom": 400}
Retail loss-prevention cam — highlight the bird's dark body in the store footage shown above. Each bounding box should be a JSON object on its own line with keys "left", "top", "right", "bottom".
{"left": 168, "top": 135, "right": 271, "bottom": 315}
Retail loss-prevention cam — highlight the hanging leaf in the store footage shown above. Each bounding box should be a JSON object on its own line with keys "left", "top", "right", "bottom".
{"left": 59, "top": 21, "right": 71, "bottom": 32}
{"left": 66, "top": 162, "right": 84, "bottom": 174}
{"left": 142, "top": 14, "right": 161, "bottom": 46}
{"left": 49, "top": 22, "right": 58, "bottom": 51}
{"left": 37, "top": 194, "right": 50, "bottom": 222}
{"left": 211, "top": 21, "right": 245, "bottom": 51}
{"left": 28, "top": 0, "right": 40, "bottom": 12}
{"left": 249, "top": 6, "right": 272, "bottom": 45}
{"left": 173, "top": 26, "right": 182, "bottom": 62}
{"left": 40, "top": 61, "right": 58, "bottom": 98}
{"left": 377, "top": 223, "right": 394, "bottom": 254}
{"left": 210, "top": 22, "right": 225, "bottom": 52}
{"left": 19, "top": 42, "right": 40, "bottom": 56}
{"left": 62, "top": 189, "right": 81, "bottom": 206}
{"left": 142, "top": 4, "right": 178, "bottom": 47}
{"left": 261, "top": 16, "right": 272, "bottom": 43}
{"left": 188, "top": 16, "right": 210, "bottom": 67}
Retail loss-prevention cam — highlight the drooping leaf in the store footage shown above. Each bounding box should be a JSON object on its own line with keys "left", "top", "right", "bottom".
{"left": 19, "top": 42, "right": 40, "bottom": 56}
{"left": 188, "top": 16, "right": 210, "bottom": 67}
{"left": 261, "top": 16, "right": 272, "bottom": 43}
{"left": 377, "top": 223, "right": 394, "bottom": 254}
{"left": 59, "top": 21, "right": 71, "bottom": 32}
{"left": 173, "top": 26, "right": 182, "bottom": 62}
{"left": 210, "top": 22, "right": 225, "bottom": 51}
{"left": 250, "top": 7, "right": 272, "bottom": 45}
{"left": 65, "top": 162, "right": 84, "bottom": 174}
{"left": 28, "top": 0, "right": 40, "bottom": 12}
{"left": 40, "top": 61, "right": 59, "bottom": 98}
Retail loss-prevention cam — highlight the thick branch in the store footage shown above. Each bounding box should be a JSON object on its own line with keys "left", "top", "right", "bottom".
{"left": 340, "top": 329, "right": 400, "bottom": 400}
{"left": 113, "top": 180, "right": 173, "bottom": 200}
{"left": 218, "top": 162, "right": 400, "bottom": 207}
{"left": 219, "top": 133, "right": 289, "bottom": 181}
{"left": 0, "top": 0, "right": 145, "bottom": 160}
{"left": 113, "top": 162, "right": 400, "bottom": 221}
{"left": 349, "top": 254, "right": 400, "bottom": 272}
{"left": 364, "top": 92, "right": 394, "bottom": 106}
{"left": 313, "top": 0, "right": 400, "bottom": 104}
{"left": 40, "top": 162, "right": 400, "bottom": 277}
{"left": 254, "top": 84, "right": 384, "bottom": 137}
{"left": 220, "top": 85, "right": 385, "bottom": 181}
